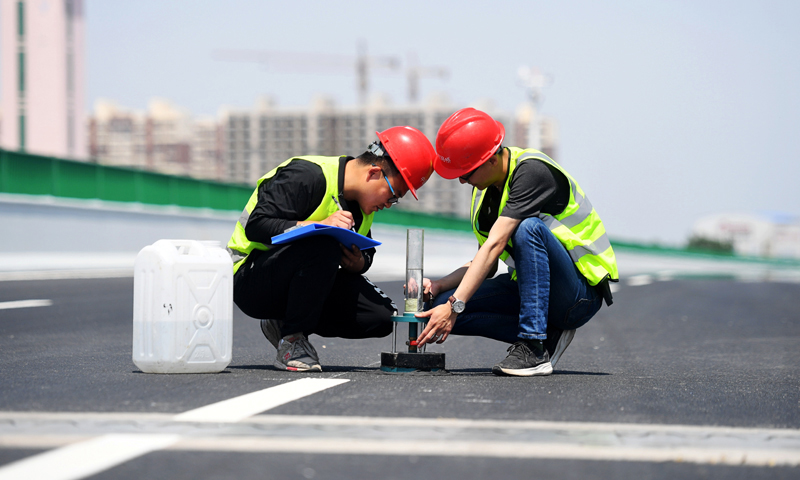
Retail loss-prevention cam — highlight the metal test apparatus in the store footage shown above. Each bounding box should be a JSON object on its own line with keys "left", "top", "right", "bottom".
{"left": 380, "top": 229, "right": 446, "bottom": 373}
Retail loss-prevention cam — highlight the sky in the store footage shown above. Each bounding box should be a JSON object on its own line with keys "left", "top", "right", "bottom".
{"left": 85, "top": 0, "right": 800, "bottom": 245}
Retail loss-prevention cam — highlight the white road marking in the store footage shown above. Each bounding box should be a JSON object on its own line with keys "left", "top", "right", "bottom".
{"left": 0, "top": 434, "right": 180, "bottom": 480}
{"left": 0, "top": 379, "right": 349, "bottom": 479}
{"left": 1, "top": 412, "right": 798, "bottom": 468}
{"left": 173, "top": 436, "right": 799, "bottom": 467}
{"left": 0, "top": 299, "right": 52, "bottom": 311}
{"left": 0, "top": 270, "right": 132, "bottom": 282}
{"left": 628, "top": 274, "right": 653, "bottom": 286}
{"left": 174, "top": 378, "right": 349, "bottom": 423}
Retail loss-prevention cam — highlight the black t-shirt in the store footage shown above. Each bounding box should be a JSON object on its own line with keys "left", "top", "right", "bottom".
{"left": 244, "top": 157, "right": 375, "bottom": 273}
{"left": 476, "top": 153, "right": 570, "bottom": 233}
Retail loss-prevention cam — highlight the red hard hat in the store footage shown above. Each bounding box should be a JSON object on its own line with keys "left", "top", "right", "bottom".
{"left": 434, "top": 108, "right": 505, "bottom": 180}
{"left": 375, "top": 126, "right": 435, "bottom": 200}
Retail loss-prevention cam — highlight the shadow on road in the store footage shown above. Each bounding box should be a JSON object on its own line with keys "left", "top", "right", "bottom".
{"left": 224, "top": 365, "right": 612, "bottom": 377}
{"left": 552, "top": 370, "right": 611, "bottom": 376}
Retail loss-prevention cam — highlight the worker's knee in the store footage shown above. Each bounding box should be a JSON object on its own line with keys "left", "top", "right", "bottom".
{"left": 513, "top": 217, "right": 549, "bottom": 242}
{"left": 367, "top": 284, "right": 397, "bottom": 338}
{"left": 375, "top": 301, "right": 396, "bottom": 337}
{"left": 372, "top": 311, "right": 394, "bottom": 338}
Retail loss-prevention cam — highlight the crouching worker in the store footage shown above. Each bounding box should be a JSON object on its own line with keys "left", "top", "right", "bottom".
{"left": 227, "top": 127, "right": 436, "bottom": 372}
{"left": 416, "top": 108, "right": 619, "bottom": 376}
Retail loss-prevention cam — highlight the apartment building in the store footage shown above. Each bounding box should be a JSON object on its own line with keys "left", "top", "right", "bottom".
{"left": 219, "top": 95, "right": 561, "bottom": 218}
{"left": 191, "top": 118, "right": 224, "bottom": 181}
{"left": 89, "top": 99, "right": 223, "bottom": 181}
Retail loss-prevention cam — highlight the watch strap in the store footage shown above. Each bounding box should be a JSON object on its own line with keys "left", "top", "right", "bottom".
{"left": 448, "top": 295, "right": 465, "bottom": 314}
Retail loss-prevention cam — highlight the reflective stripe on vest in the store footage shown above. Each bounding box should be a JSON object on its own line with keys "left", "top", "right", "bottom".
{"left": 226, "top": 156, "right": 374, "bottom": 274}
{"left": 470, "top": 148, "right": 618, "bottom": 286}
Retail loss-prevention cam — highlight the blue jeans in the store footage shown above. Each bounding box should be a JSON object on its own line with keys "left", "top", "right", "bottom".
{"left": 432, "top": 217, "right": 602, "bottom": 342}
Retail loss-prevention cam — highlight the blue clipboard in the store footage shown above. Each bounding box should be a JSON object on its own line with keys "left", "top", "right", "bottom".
{"left": 271, "top": 224, "right": 381, "bottom": 250}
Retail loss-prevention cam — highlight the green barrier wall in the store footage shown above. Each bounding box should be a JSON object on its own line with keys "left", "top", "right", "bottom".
{"left": 0, "top": 149, "right": 471, "bottom": 232}
{"left": 0, "top": 149, "right": 251, "bottom": 211}
{"left": 3, "top": 149, "right": 798, "bottom": 266}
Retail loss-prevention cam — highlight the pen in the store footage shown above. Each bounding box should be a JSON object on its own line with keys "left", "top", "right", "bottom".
{"left": 331, "top": 195, "right": 356, "bottom": 232}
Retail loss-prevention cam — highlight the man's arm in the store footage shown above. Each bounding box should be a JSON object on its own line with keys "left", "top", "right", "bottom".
{"left": 245, "top": 161, "right": 355, "bottom": 243}
{"left": 415, "top": 216, "right": 521, "bottom": 345}
{"left": 423, "top": 263, "right": 470, "bottom": 300}
{"left": 453, "top": 216, "right": 520, "bottom": 302}
{"left": 422, "top": 251, "right": 499, "bottom": 301}
{"left": 244, "top": 161, "right": 326, "bottom": 243}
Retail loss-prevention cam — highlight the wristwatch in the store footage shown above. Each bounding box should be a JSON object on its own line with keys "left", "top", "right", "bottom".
{"left": 448, "top": 295, "right": 466, "bottom": 314}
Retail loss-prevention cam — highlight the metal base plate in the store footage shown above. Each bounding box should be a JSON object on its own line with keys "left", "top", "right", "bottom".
{"left": 380, "top": 352, "right": 446, "bottom": 372}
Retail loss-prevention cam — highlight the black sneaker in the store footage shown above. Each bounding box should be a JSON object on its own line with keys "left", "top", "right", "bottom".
{"left": 492, "top": 341, "right": 553, "bottom": 377}
{"left": 544, "top": 328, "right": 575, "bottom": 369}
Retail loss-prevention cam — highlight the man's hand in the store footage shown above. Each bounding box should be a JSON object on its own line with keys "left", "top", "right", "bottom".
{"left": 339, "top": 244, "right": 364, "bottom": 272}
{"left": 421, "top": 278, "right": 440, "bottom": 302}
{"left": 321, "top": 211, "right": 355, "bottom": 230}
{"left": 414, "top": 303, "right": 456, "bottom": 345}
{"left": 404, "top": 278, "right": 439, "bottom": 303}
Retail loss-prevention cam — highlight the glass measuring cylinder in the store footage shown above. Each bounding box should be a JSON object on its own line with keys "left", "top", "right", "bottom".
{"left": 404, "top": 229, "right": 424, "bottom": 313}
{"left": 405, "top": 229, "right": 425, "bottom": 353}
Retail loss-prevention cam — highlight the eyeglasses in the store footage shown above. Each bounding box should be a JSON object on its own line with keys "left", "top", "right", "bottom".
{"left": 459, "top": 164, "right": 481, "bottom": 182}
{"left": 373, "top": 163, "right": 399, "bottom": 205}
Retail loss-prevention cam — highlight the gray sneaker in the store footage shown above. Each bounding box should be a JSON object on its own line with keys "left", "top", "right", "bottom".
{"left": 545, "top": 329, "right": 576, "bottom": 369}
{"left": 492, "top": 341, "right": 553, "bottom": 377}
{"left": 275, "top": 333, "right": 322, "bottom": 372}
{"left": 260, "top": 319, "right": 282, "bottom": 349}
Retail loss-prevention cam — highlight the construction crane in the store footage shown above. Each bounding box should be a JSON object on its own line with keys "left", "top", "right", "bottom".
{"left": 213, "top": 43, "right": 449, "bottom": 105}
{"left": 405, "top": 52, "right": 449, "bottom": 104}
{"left": 213, "top": 40, "right": 400, "bottom": 105}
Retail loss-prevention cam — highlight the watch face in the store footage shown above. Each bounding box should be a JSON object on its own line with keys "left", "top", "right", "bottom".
{"left": 453, "top": 300, "right": 465, "bottom": 314}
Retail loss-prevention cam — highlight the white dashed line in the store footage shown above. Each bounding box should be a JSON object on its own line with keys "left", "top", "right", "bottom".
{"left": 174, "top": 378, "right": 349, "bottom": 423}
{"left": 627, "top": 275, "right": 653, "bottom": 286}
{"left": 0, "top": 434, "right": 180, "bottom": 480}
{"left": 0, "top": 300, "right": 52, "bottom": 311}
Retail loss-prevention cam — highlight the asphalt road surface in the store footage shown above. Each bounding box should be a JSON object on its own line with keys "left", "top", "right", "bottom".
{"left": 0, "top": 275, "right": 798, "bottom": 480}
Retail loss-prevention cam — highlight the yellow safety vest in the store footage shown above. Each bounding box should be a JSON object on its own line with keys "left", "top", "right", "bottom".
{"left": 227, "top": 156, "right": 373, "bottom": 273}
{"left": 471, "top": 148, "right": 619, "bottom": 286}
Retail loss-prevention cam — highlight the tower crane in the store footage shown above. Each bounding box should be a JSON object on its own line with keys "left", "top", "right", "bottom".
{"left": 406, "top": 52, "right": 449, "bottom": 104}
{"left": 213, "top": 43, "right": 449, "bottom": 105}
{"left": 213, "top": 40, "right": 400, "bottom": 105}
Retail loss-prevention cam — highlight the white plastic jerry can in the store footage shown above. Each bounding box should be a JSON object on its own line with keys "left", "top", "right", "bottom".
{"left": 133, "top": 239, "right": 233, "bottom": 373}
